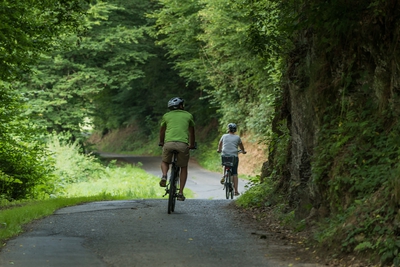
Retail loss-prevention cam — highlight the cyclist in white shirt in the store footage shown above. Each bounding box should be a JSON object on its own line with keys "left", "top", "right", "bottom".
{"left": 217, "top": 123, "right": 247, "bottom": 196}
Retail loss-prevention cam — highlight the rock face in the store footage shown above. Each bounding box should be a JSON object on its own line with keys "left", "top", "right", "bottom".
{"left": 262, "top": 1, "right": 400, "bottom": 221}
{"left": 266, "top": 32, "right": 323, "bottom": 220}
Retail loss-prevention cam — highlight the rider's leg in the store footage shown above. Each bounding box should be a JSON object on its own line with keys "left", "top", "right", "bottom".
{"left": 160, "top": 144, "right": 173, "bottom": 187}
{"left": 176, "top": 142, "right": 189, "bottom": 197}
{"left": 233, "top": 174, "right": 239, "bottom": 194}
{"left": 220, "top": 167, "right": 225, "bottom": 184}
{"left": 179, "top": 166, "right": 188, "bottom": 193}
{"left": 159, "top": 161, "right": 169, "bottom": 187}
{"left": 233, "top": 159, "right": 240, "bottom": 194}
{"left": 176, "top": 166, "right": 188, "bottom": 201}
{"left": 161, "top": 161, "right": 169, "bottom": 177}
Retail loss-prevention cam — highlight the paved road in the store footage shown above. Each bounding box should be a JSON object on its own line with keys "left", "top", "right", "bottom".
{"left": 0, "top": 155, "right": 322, "bottom": 267}
{"left": 0, "top": 200, "right": 321, "bottom": 267}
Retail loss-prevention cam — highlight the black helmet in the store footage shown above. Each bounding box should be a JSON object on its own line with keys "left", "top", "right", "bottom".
{"left": 228, "top": 123, "right": 237, "bottom": 133}
{"left": 168, "top": 97, "right": 184, "bottom": 109}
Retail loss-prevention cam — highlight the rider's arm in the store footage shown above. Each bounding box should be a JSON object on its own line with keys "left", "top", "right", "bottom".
{"left": 217, "top": 140, "right": 223, "bottom": 153}
{"left": 189, "top": 126, "right": 195, "bottom": 148}
{"left": 239, "top": 142, "right": 246, "bottom": 154}
{"left": 159, "top": 125, "right": 166, "bottom": 146}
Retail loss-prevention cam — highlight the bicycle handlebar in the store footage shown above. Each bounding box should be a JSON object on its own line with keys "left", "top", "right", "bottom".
{"left": 190, "top": 142, "right": 198, "bottom": 150}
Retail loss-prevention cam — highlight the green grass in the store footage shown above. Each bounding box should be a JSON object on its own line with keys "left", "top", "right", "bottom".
{"left": 63, "top": 162, "right": 194, "bottom": 199}
{"left": 63, "top": 163, "right": 162, "bottom": 198}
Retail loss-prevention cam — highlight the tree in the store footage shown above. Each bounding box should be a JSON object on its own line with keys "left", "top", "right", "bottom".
{"left": 16, "top": 0, "right": 215, "bottom": 142}
{"left": 0, "top": 0, "right": 90, "bottom": 81}
{"left": 15, "top": 1, "right": 152, "bottom": 136}
{"left": 0, "top": 0, "right": 92, "bottom": 200}
{"left": 151, "top": 0, "right": 282, "bottom": 134}
{"left": 0, "top": 83, "right": 54, "bottom": 200}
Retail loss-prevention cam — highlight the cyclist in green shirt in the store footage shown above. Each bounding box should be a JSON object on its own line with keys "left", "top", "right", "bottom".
{"left": 159, "top": 97, "right": 196, "bottom": 201}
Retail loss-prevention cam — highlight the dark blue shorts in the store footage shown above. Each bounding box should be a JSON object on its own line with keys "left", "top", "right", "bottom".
{"left": 231, "top": 157, "right": 239, "bottom": 175}
{"left": 222, "top": 156, "right": 239, "bottom": 175}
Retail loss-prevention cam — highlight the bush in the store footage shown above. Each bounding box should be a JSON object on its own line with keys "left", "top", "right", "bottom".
{"left": 0, "top": 87, "right": 53, "bottom": 200}
{"left": 45, "top": 133, "right": 107, "bottom": 197}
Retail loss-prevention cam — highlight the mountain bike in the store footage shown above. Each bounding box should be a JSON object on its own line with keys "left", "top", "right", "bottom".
{"left": 162, "top": 143, "right": 196, "bottom": 214}
{"left": 220, "top": 150, "right": 244, "bottom": 199}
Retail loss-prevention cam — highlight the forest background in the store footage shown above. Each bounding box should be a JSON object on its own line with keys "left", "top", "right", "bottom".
{"left": 1, "top": 0, "right": 400, "bottom": 266}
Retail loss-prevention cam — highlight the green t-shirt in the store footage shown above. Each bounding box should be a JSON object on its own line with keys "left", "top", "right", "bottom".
{"left": 161, "top": 110, "right": 195, "bottom": 143}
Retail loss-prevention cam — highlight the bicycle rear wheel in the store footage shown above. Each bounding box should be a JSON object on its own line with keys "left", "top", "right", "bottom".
{"left": 230, "top": 178, "right": 234, "bottom": 199}
{"left": 168, "top": 167, "right": 177, "bottom": 214}
{"left": 171, "top": 167, "right": 180, "bottom": 212}
{"left": 229, "top": 172, "right": 234, "bottom": 199}
{"left": 225, "top": 171, "right": 231, "bottom": 199}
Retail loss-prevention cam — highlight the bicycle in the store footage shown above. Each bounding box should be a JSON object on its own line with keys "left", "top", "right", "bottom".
{"left": 161, "top": 143, "right": 196, "bottom": 214}
{"left": 220, "top": 150, "right": 244, "bottom": 199}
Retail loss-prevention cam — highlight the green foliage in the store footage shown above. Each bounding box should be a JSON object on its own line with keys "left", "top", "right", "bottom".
{"left": 45, "top": 132, "right": 184, "bottom": 199}
{"left": 314, "top": 196, "right": 400, "bottom": 265}
{"left": 0, "top": 0, "right": 90, "bottom": 81}
{"left": 0, "top": 0, "right": 96, "bottom": 201}
{"left": 148, "top": 0, "right": 206, "bottom": 84}
{"left": 0, "top": 84, "right": 54, "bottom": 200}
{"left": 4, "top": 0, "right": 400, "bottom": 264}
{"left": 13, "top": 1, "right": 151, "bottom": 136}
{"left": 313, "top": 106, "right": 400, "bottom": 208}
{"left": 63, "top": 162, "right": 165, "bottom": 199}
{"left": 12, "top": 0, "right": 214, "bottom": 139}
{"left": 150, "top": 0, "right": 282, "bottom": 136}
{"left": 251, "top": 0, "right": 400, "bottom": 265}
{"left": 310, "top": 100, "right": 400, "bottom": 264}
{"left": 267, "top": 119, "right": 290, "bottom": 176}
{"left": 236, "top": 180, "right": 273, "bottom": 208}
{"left": 46, "top": 133, "right": 107, "bottom": 197}
{"left": 190, "top": 134, "right": 222, "bottom": 172}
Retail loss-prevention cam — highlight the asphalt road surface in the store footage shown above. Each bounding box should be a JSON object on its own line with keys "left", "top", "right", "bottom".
{"left": 0, "top": 155, "right": 322, "bottom": 267}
